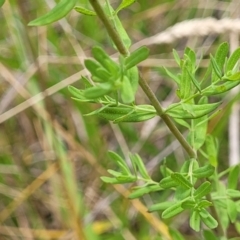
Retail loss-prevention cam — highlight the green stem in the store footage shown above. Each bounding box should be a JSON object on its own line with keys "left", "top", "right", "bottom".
{"left": 89, "top": 0, "right": 129, "bottom": 56}
{"left": 88, "top": 0, "right": 196, "bottom": 159}
{"left": 139, "top": 77, "right": 196, "bottom": 158}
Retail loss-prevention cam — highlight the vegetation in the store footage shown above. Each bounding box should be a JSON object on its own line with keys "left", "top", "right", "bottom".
{"left": 0, "top": 0, "right": 240, "bottom": 239}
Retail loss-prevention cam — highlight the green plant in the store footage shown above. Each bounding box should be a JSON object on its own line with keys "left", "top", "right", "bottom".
{"left": 26, "top": 0, "right": 240, "bottom": 239}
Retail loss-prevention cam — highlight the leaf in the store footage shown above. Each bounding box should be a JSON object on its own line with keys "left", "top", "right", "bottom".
{"left": 28, "top": 0, "right": 77, "bottom": 26}
{"left": 200, "top": 211, "right": 218, "bottom": 229}
{"left": 194, "top": 181, "right": 211, "bottom": 200}
{"left": 181, "top": 199, "right": 195, "bottom": 209}
{"left": 174, "top": 186, "right": 191, "bottom": 201}
{"left": 0, "top": 0, "right": 5, "bottom": 8}
{"left": 226, "top": 47, "right": 240, "bottom": 72}
{"left": 121, "top": 76, "right": 134, "bottom": 103}
{"left": 83, "top": 83, "right": 112, "bottom": 98}
{"left": 184, "top": 47, "right": 196, "bottom": 72}
{"left": 190, "top": 210, "right": 201, "bottom": 232}
{"left": 223, "top": 72, "right": 240, "bottom": 81}
{"left": 108, "top": 151, "right": 130, "bottom": 175}
{"left": 148, "top": 201, "right": 173, "bottom": 212}
{"left": 228, "top": 165, "right": 240, "bottom": 189}
{"left": 162, "top": 67, "right": 180, "bottom": 84}
{"left": 212, "top": 42, "right": 229, "bottom": 82}
{"left": 205, "top": 135, "right": 218, "bottom": 167}
{"left": 227, "top": 199, "right": 237, "bottom": 223}
{"left": 91, "top": 46, "right": 119, "bottom": 73}
{"left": 115, "top": 0, "right": 136, "bottom": 13}
{"left": 165, "top": 102, "right": 221, "bottom": 119}
{"left": 203, "top": 230, "right": 219, "bottom": 240}
{"left": 85, "top": 59, "right": 110, "bottom": 82}
{"left": 192, "top": 164, "right": 215, "bottom": 178}
{"left": 197, "top": 200, "right": 212, "bottom": 209}
{"left": 187, "top": 68, "right": 201, "bottom": 93}
{"left": 171, "top": 173, "right": 192, "bottom": 189}
{"left": 114, "top": 112, "right": 156, "bottom": 123}
{"left": 160, "top": 176, "right": 178, "bottom": 189}
{"left": 125, "top": 46, "right": 150, "bottom": 69}
{"left": 169, "top": 228, "right": 185, "bottom": 240}
{"left": 172, "top": 49, "right": 181, "bottom": 66}
{"left": 107, "top": 169, "right": 122, "bottom": 177}
{"left": 97, "top": 106, "right": 132, "bottom": 121}
{"left": 190, "top": 96, "right": 208, "bottom": 150}
{"left": 129, "top": 185, "right": 162, "bottom": 199}
{"left": 129, "top": 154, "right": 150, "bottom": 179}
{"left": 101, "top": 175, "right": 136, "bottom": 184}
{"left": 179, "top": 58, "right": 192, "bottom": 99}
{"left": 127, "top": 66, "right": 139, "bottom": 95}
{"left": 162, "top": 202, "right": 184, "bottom": 219}
{"left": 226, "top": 189, "right": 240, "bottom": 198}
{"left": 74, "top": 6, "right": 96, "bottom": 16}
{"left": 203, "top": 80, "right": 240, "bottom": 96}
{"left": 210, "top": 55, "right": 222, "bottom": 80}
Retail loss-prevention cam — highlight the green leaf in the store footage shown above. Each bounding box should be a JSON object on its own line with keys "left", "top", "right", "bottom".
{"left": 187, "top": 68, "right": 201, "bottom": 93}
{"left": 172, "top": 49, "right": 181, "bottom": 66}
{"left": 228, "top": 165, "right": 240, "bottom": 189}
{"left": 160, "top": 176, "right": 178, "bottom": 189}
{"left": 212, "top": 42, "right": 229, "bottom": 82}
{"left": 203, "top": 230, "right": 219, "bottom": 240}
{"left": 174, "top": 187, "right": 191, "bottom": 201}
{"left": 74, "top": 6, "right": 96, "bottom": 16}
{"left": 121, "top": 76, "right": 134, "bottom": 103}
{"left": 200, "top": 211, "right": 218, "bottom": 229}
{"left": 227, "top": 199, "right": 237, "bottom": 223}
{"left": 171, "top": 173, "right": 192, "bottom": 189}
{"left": 162, "top": 202, "right": 184, "bottom": 219}
{"left": 169, "top": 228, "right": 185, "bottom": 240}
{"left": 181, "top": 199, "right": 195, "bottom": 209}
{"left": 28, "top": 0, "right": 77, "bottom": 26}
{"left": 165, "top": 102, "right": 221, "bottom": 119}
{"left": 192, "top": 164, "right": 215, "bottom": 178}
{"left": 114, "top": 111, "right": 156, "bottom": 123}
{"left": 115, "top": 0, "right": 136, "bottom": 13}
{"left": 129, "top": 154, "right": 150, "bottom": 179}
{"left": 125, "top": 46, "right": 150, "bottom": 69}
{"left": 203, "top": 80, "right": 240, "bottom": 96}
{"left": 97, "top": 106, "right": 132, "bottom": 121}
{"left": 205, "top": 135, "right": 218, "bottom": 167}
{"left": 129, "top": 185, "right": 162, "bottom": 199}
{"left": 226, "top": 189, "right": 240, "bottom": 198}
{"left": 190, "top": 210, "right": 200, "bottom": 232}
{"left": 0, "top": 0, "right": 5, "bottom": 8}
{"left": 85, "top": 59, "right": 110, "bottom": 82}
{"left": 189, "top": 97, "right": 208, "bottom": 150}
{"left": 210, "top": 55, "right": 222, "bottom": 80}
{"left": 197, "top": 200, "right": 212, "bottom": 209}
{"left": 91, "top": 46, "right": 119, "bottom": 73}
{"left": 108, "top": 169, "right": 122, "bottom": 177}
{"left": 127, "top": 66, "right": 139, "bottom": 95}
{"left": 148, "top": 201, "right": 173, "bottom": 212}
{"left": 83, "top": 83, "right": 112, "bottom": 98}
{"left": 223, "top": 72, "right": 240, "bottom": 81}
{"left": 226, "top": 47, "right": 240, "bottom": 72}
{"left": 194, "top": 181, "right": 211, "bottom": 200}
{"left": 184, "top": 47, "right": 196, "bottom": 72}
{"left": 162, "top": 67, "right": 180, "bottom": 84}
{"left": 101, "top": 175, "right": 136, "bottom": 184}
{"left": 179, "top": 58, "right": 192, "bottom": 99}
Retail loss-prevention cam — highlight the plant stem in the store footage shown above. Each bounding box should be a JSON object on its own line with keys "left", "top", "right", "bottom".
{"left": 88, "top": 0, "right": 129, "bottom": 56}
{"left": 88, "top": 0, "right": 196, "bottom": 159}
{"left": 139, "top": 77, "right": 196, "bottom": 158}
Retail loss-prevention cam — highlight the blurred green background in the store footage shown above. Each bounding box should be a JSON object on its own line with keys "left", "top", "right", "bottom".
{"left": 0, "top": 0, "right": 239, "bottom": 239}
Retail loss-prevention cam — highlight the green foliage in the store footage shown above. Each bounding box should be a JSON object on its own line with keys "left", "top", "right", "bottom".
{"left": 27, "top": 0, "right": 240, "bottom": 238}
{"left": 28, "top": 0, "right": 77, "bottom": 26}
